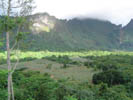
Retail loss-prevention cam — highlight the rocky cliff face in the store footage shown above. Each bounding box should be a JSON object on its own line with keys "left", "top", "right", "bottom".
{"left": 29, "top": 13, "right": 56, "bottom": 33}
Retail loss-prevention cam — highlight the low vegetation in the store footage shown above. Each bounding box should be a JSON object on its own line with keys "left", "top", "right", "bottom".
{"left": 0, "top": 51, "right": 133, "bottom": 100}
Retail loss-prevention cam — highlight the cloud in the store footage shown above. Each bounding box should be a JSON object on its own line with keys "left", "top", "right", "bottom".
{"left": 34, "top": 0, "right": 133, "bottom": 26}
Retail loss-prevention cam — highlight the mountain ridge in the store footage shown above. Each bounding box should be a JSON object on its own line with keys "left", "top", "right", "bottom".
{"left": 1, "top": 12, "right": 133, "bottom": 51}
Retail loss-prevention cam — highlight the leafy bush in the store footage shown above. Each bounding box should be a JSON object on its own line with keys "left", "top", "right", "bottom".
{"left": 0, "top": 58, "right": 6, "bottom": 65}
{"left": 46, "top": 55, "right": 73, "bottom": 65}
{"left": 98, "top": 63, "right": 118, "bottom": 71}
{"left": 0, "top": 70, "right": 8, "bottom": 89}
{"left": 64, "top": 96, "right": 77, "bottom": 100}
{"left": 56, "top": 85, "right": 95, "bottom": 100}
{"left": 93, "top": 70, "right": 130, "bottom": 86}
{"left": 46, "top": 64, "right": 52, "bottom": 69}
{"left": 13, "top": 71, "right": 59, "bottom": 100}
{"left": 84, "top": 62, "right": 89, "bottom": 67}
{"left": 130, "top": 80, "right": 133, "bottom": 91}
{"left": 0, "top": 89, "right": 8, "bottom": 100}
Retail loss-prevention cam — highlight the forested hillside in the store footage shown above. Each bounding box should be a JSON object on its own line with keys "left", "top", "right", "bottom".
{"left": 1, "top": 12, "right": 133, "bottom": 51}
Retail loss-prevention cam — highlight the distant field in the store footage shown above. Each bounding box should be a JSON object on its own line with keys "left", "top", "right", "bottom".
{"left": 0, "top": 50, "right": 133, "bottom": 83}
{"left": 1, "top": 50, "right": 133, "bottom": 61}
{"left": 0, "top": 59, "right": 96, "bottom": 82}
{"left": 0, "top": 55, "right": 97, "bottom": 83}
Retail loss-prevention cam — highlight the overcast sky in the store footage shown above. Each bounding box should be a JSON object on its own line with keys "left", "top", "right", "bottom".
{"left": 34, "top": 0, "right": 133, "bottom": 26}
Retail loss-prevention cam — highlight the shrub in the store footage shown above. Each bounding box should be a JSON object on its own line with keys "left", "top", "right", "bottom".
{"left": 92, "top": 70, "right": 130, "bottom": 86}
{"left": 0, "top": 58, "right": 6, "bottom": 65}
{"left": 0, "top": 70, "right": 8, "bottom": 89}
{"left": 46, "top": 64, "right": 52, "bottom": 69}
{"left": 56, "top": 85, "right": 76, "bottom": 100}
{"left": 130, "top": 80, "right": 133, "bottom": 91}
{"left": 14, "top": 71, "right": 58, "bottom": 100}
{"left": 0, "top": 89, "right": 8, "bottom": 100}
{"left": 97, "top": 63, "right": 118, "bottom": 71}
{"left": 64, "top": 96, "right": 77, "bottom": 100}
{"left": 84, "top": 62, "right": 89, "bottom": 67}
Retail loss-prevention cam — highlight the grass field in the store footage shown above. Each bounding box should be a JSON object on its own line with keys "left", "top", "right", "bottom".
{"left": 0, "top": 50, "right": 133, "bottom": 83}
{"left": 0, "top": 50, "right": 133, "bottom": 100}
{"left": 1, "top": 50, "right": 133, "bottom": 60}
{"left": 0, "top": 57, "right": 98, "bottom": 83}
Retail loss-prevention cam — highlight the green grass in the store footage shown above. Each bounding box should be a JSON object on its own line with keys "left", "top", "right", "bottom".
{"left": 1, "top": 50, "right": 133, "bottom": 61}
{"left": 1, "top": 50, "right": 133, "bottom": 83}
{"left": 0, "top": 58, "right": 97, "bottom": 83}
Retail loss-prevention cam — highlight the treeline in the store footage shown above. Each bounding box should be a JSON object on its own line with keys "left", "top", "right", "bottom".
{"left": 0, "top": 69, "right": 132, "bottom": 100}
{"left": 0, "top": 54, "right": 133, "bottom": 100}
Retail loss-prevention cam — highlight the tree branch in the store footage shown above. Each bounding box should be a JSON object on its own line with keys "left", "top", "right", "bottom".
{"left": 11, "top": 43, "right": 19, "bottom": 75}
{"left": 11, "top": 24, "right": 21, "bottom": 51}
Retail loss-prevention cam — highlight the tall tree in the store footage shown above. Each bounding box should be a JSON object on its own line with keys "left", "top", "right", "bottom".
{"left": 0, "top": 0, "right": 35, "bottom": 100}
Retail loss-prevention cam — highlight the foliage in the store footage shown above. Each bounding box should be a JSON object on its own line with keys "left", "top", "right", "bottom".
{"left": 0, "top": 51, "right": 133, "bottom": 100}
{"left": 0, "top": 70, "right": 8, "bottom": 89}
{"left": 13, "top": 70, "right": 59, "bottom": 100}
{"left": 1, "top": 50, "right": 133, "bottom": 65}
{"left": 1, "top": 13, "right": 133, "bottom": 51}
{"left": 93, "top": 70, "right": 131, "bottom": 86}
{"left": 45, "top": 55, "right": 72, "bottom": 64}
{"left": 64, "top": 96, "right": 77, "bottom": 100}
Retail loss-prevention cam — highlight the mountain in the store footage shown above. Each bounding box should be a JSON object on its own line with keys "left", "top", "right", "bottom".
{"left": 1, "top": 13, "right": 133, "bottom": 51}
{"left": 120, "top": 19, "right": 133, "bottom": 50}
{"left": 124, "top": 19, "right": 133, "bottom": 31}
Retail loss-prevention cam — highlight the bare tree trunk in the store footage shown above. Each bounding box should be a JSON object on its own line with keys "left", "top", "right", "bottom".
{"left": 5, "top": 0, "right": 34, "bottom": 99}
{"left": 7, "top": 0, "right": 12, "bottom": 99}
{"left": 11, "top": 76, "right": 15, "bottom": 100}
{"left": 6, "top": 31, "right": 11, "bottom": 100}
{"left": 8, "top": 75, "right": 11, "bottom": 100}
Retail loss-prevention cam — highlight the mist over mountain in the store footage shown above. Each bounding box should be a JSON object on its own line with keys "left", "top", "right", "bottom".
{"left": 1, "top": 12, "right": 133, "bottom": 51}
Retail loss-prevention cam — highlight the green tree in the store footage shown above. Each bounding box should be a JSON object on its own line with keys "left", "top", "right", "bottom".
{"left": 0, "top": 0, "right": 35, "bottom": 100}
{"left": 93, "top": 70, "right": 130, "bottom": 86}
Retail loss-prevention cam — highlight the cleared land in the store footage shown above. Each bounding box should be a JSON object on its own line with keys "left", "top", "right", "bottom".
{"left": 0, "top": 50, "right": 133, "bottom": 83}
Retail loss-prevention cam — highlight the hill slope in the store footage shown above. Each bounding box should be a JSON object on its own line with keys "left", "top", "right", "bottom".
{"left": 1, "top": 13, "right": 133, "bottom": 51}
